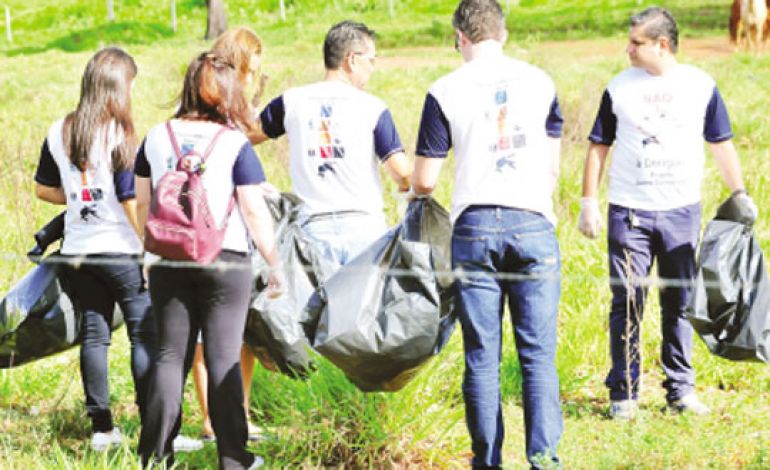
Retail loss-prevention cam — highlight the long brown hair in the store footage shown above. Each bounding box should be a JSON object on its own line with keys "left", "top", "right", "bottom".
{"left": 210, "top": 27, "right": 262, "bottom": 85}
{"left": 175, "top": 52, "right": 255, "bottom": 134}
{"left": 63, "top": 47, "right": 137, "bottom": 172}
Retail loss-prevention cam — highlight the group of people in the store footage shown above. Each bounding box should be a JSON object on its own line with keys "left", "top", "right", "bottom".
{"left": 31, "top": 0, "right": 757, "bottom": 468}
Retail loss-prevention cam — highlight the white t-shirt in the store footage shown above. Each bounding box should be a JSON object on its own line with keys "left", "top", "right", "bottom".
{"left": 259, "top": 81, "right": 404, "bottom": 217}
{"left": 416, "top": 53, "right": 563, "bottom": 225}
{"left": 136, "top": 119, "right": 266, "bottom": 254}
{"left": 589, "top": 64, "right": 733, "bottom": 210}
{"left": 35, "top": 119, "right": 142, "bottom": 255}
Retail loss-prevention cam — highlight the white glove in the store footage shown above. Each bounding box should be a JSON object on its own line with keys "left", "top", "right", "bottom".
{"left": 734, "top": 191, "right": 759, "bottom": 222}
{"left": 264, "top": 264, "right": 285, "bottom": 299}
{"left": 578, "top": 197, "right": 602, "bottom": 239}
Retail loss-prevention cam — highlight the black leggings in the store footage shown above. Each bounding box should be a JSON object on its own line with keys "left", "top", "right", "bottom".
{"left": 138, "top": 251, "right": 256, "bottom": 469}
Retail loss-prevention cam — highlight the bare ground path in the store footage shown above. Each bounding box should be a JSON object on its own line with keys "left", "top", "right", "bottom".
{"left": 377, "top": 36, "right": 739, "bottom": 69}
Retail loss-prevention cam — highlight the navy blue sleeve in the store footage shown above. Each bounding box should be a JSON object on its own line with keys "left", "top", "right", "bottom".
{"left": 415, "top": 93, "right": 451, "bottom": 158}
{"left": 546, "top": 95, "right": 564, "bottom": 138}
{"left": 113, "top": 168, "right": 136, "bottom": 201}
{"left": 258, "top": 96, "right": 286, "bottom": 139}
{"left": 373, "top": 109, "right": 404, "bottom": 161}
{"left": 134, "top": 139, "right": 151, "bottom": 177}
{"left": 233, "top": 142, "right": 267, "bottom": 186}
{"left": 588, "top": 90, "right": 616, "bottom": 145}
{"left": 34, "top": 139, "right": 62, "bottom": 187}
{"left": 703, "top": 86, "right": 733, "bottom": 143}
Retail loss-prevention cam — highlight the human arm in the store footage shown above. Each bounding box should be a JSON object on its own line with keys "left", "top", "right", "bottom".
{"left": 237, "top": 184, "right": 282, "bottom": 293}
{"left": 412, "top": 156, "right": 445, "bottom": 196}
{"left": 383, "top": 151, "right": 412, "bottom": 192}
{"left": 35, "top": 184, "right": 66, "bottom": 204}
{"left": 34, "top": 139, "right": 66, "bottom": 204}
{"left": 578, "top": 143, "right": 611, "bottom": 239}
{"left": 135, "top": 176, "right": 152, "bottom": 238}
{"left": 709, "top": 139, "right": 745, "bottom": 193}
{"left": 121, "top": 199, "right": 142, "bottom": 239}
{"left": 250, "top": 95, "right": 285, "bottom": 145}
{"left": 247, "top": 119, "right": 271, "bottom": 145}
{"left": 710, "top": 139, "right": 757, "bottom": 219}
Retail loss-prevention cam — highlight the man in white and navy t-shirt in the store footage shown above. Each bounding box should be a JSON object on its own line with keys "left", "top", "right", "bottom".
{"left": 253, "top": 20, "right": 411, "bottom": 268}
{"left": 579, "top": 7, "right": 756, "bottom": 420}
{"left": 412, "top": 1, "right": 563, "bottom": 468}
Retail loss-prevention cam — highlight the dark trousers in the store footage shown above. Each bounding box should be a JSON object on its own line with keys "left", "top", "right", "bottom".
{"left": 71, "top": 253, "right": 155, "bottom": 433}
{"left": 606, "top": 203, "right": 700, "bottom": 402}
{"left": 452, "top": 206, "right": 562, "bottom": 469}
{"left": 138, "top": 251, "right": 255, "bottom": 470}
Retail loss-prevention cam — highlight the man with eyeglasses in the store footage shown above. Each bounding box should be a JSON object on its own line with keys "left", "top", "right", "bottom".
{"left": 253, "top": 20, "right": 411, "bottom": 268}
{"left": 579, "top": 7, "right": 756, "bottom": 420}
{"left": 412, "top": 0, "right": 563, "bottom": 468}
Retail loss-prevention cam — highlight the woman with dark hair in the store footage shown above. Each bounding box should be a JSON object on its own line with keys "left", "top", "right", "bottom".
{"left": 34, "top": 47, "right": 155, "bottom": 451}
{"left": 136, "top": 52, "right": 281, "bottom": 469}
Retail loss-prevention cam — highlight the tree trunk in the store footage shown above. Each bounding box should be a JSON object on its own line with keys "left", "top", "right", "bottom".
{"left": 205, "top": 0, "right": 227, "bottom": 40}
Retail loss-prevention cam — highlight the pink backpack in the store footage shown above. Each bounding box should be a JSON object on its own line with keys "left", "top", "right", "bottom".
{"left": 144, "top": 122, "right": 235, "bottom": 264}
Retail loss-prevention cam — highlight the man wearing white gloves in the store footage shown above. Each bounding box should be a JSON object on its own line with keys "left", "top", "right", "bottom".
{"left": 579, "top": 7, "right": 756, "bottom": 420}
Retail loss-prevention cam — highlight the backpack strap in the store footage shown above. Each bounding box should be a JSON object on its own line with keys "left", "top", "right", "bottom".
{"left": 165, "top": 121, "right": 237, "bottom": 228}
{"left": 165, "top": 121, "right": 183, "bottom": 158}
{"left": 164, "top": 121, "right": 229, "bottom": 161}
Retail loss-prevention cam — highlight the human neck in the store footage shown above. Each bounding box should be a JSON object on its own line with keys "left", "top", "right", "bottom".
{"left": 465, "top": 39, "right": 504, "bottom": 62}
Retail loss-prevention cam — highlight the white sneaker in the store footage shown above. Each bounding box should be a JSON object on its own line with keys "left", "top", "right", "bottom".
{"left": 91, "top": 427, "right": 123, "bottom": 452}
{"left": 609, "top": 399, "right": 638, "bottom": 420}
{"left": 668, "top": 393, "right": 710, "bottom": 416}
{"left": 247, "top": 456, "right": 265, "bottom": 469}
{"left": 173, "top": 434, "right": 203, "bottom": 452}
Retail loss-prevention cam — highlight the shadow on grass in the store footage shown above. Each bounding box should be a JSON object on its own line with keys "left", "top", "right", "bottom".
{"left": 4, "top": 22, "right": 174, "bottom": 57}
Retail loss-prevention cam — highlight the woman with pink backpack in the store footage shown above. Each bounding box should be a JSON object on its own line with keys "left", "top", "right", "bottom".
{"left": 135, "top": 52, "right": 282, "bottom": 469}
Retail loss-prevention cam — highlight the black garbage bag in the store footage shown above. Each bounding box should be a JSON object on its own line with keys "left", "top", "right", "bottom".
{"left": 309, "top": 197, "right": 457, "bottom": 392}
{"left": 0, "top": 259, "right": 79, "bottom": 368}
{"left": 688, "top": 194, "right": 770, "bottom": 362}
{"left": 1, "top": 213, "right": 125, "bottom": 368}
{"left": 244, "top": 193, "right": 335, "bottom": 378}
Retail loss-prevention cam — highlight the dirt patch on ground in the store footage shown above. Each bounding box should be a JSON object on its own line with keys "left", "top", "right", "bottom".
{"left": 377, "top": 36, "right": 739, "bottom": 69}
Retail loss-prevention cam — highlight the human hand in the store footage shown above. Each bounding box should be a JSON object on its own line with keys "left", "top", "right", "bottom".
{"left": 734, "top": 191, "right": 759, "bottom": 222}
{"left": 264, "top": 264, "right": 285, "bottom": 299}
{"left": 578, "top": 197, "right": 602, "bottom": 239}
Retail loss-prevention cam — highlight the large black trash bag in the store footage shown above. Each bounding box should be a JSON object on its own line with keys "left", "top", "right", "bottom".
{"left": 308, "top": 197, "right": 457, "bottom": 392}
{"left": 0, "top": 259, "right": 79, "bottom": 368}
{"left": 1, "top": 213, "right": 124, "bottom": 368}
{"left": 244, "top": 193, "right": 335, "bottom": 377}
{"left": 688, "top": 194, "right": 770, "bottom": 362}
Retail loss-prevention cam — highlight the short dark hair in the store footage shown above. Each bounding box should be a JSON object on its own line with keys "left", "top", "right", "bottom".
{"left": 452, "top": 0, "right": 505, "bottom": 43}
{"left": 630, "top": 7, "right": 679, "bottom": 53}
{"left": 323, "top": 21, "right": 376, "bottom": 70}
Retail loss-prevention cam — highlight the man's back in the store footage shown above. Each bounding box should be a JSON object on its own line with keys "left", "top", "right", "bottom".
{"left": 423, "top": 54, "right": 561, "bottom": 223}
{"left": 264, "top": 81, "right": 400, "bottom": 216}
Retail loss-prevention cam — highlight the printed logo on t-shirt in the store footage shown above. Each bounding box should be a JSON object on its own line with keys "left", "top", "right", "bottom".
{"left": 633, "top": 92, "right": 685, "bottom": 187}
{"left": 304, "top": 103, "right": 346, "bottom": 179}
{"left": 487, "top": 87, "right": 526, "bottom": 172}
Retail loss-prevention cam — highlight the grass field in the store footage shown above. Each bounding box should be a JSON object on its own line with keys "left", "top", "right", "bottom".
{"left": 2, "top": 0, "right": 770, "bottom": 468}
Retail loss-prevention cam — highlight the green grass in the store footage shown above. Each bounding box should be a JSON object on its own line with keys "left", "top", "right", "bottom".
{"left": 3, "top": 0, "right": 770, "bottom": 468}
{"left": 0, "top": 0, "right": 738, "bottom": 55}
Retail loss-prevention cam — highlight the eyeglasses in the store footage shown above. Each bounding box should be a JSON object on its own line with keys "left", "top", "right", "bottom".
{"left": 353, "top": 52, "right": 376, "bottom": 66}
{"left": 629, "top": 37, "right": 659, "bottom": 47}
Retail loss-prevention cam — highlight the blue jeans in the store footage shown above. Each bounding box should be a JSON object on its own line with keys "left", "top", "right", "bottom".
{"left": 70, "top": 253, "right": 156, "bottom": 432}
{"left": 452, "top": 206, "right": 562, "bottom": 469}
{"left": 300, "top": 211, "right": 387, "bottom": 269}
{"left": 606, "top": 203, "right": 700, "bottom": 402}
